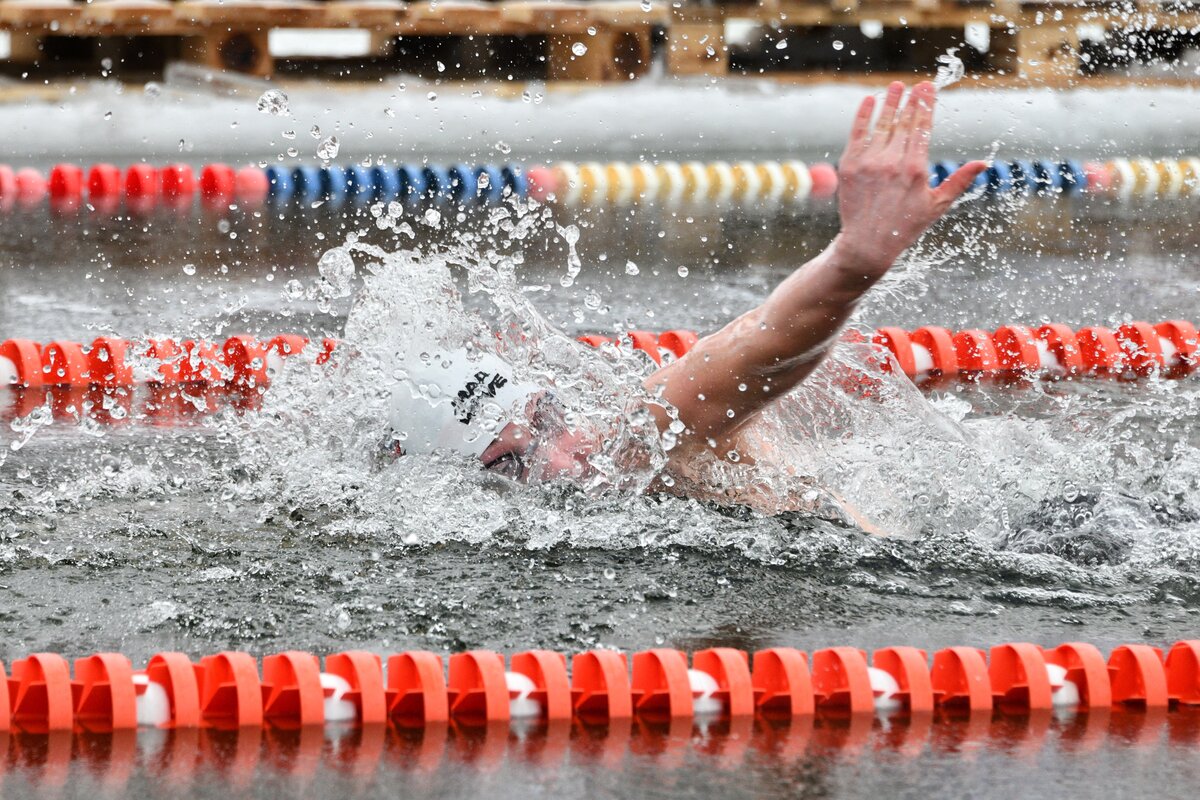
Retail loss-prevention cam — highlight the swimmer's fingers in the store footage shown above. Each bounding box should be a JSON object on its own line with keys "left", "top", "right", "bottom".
{"left": 888, "top": 83, "right": 923, "bottom": 156}
{"left": 905, "top": 82, "right": 937, "bottom": 160}
{"left": 843, "top": 94, "right": 876, "bottom": 158}
{"left": 933, "top": 160, "right": 988, "bottom": 212}
{"left": 869, "top": 81, "right": 905, "bottom": 150}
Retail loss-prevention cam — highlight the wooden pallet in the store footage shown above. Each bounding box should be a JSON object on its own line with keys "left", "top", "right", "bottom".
{"left": 668, "top": 0, "right": 1200, "bottom": 81}
{"left": 1, "top": 0, "right": 1196, "bottom": 84}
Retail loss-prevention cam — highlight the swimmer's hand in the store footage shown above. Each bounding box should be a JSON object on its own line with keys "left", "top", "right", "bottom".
{"left": 831, "top": 80, "right": 987, "bottom": 287}
{"left": 646, "top": 81, "right": 984, "bottom": 461}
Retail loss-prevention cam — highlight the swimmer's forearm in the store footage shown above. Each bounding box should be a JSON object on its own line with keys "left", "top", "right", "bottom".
{"left": 644, "top": 241, "right": 868, "bottom": 448}
{"left": 647, "top": 81, "right": 985, "bottom": 460}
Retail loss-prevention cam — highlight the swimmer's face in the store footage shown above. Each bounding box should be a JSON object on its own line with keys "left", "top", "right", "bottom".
{"left": 479, "top": 393, "right": 594, "bottom": 482}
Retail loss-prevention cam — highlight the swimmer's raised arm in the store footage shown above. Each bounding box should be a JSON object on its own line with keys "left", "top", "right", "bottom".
{"left": 645, "top": 81, "right": 986, "bottom": 457}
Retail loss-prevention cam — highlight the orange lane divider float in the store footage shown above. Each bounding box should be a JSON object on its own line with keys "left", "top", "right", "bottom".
{"left": 0, "top": 641, "right": 1196, "bottom": 734}
{"left": 1, "top": 322, "right": 1196, "bottom": 400}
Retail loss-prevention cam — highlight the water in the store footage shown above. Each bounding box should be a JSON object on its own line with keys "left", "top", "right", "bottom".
{"left": 2, "top": 194, "right": 1200, "bottom": 797}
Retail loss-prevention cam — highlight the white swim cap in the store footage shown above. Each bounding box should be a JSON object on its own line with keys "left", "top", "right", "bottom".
{"left": 387, "top": 347, "right": 540, "bottom": 458}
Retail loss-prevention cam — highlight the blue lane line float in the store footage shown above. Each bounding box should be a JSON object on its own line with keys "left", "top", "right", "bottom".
{"left": 266, "top": 165, "right": 294, "bottom": 202}
{"left": 322, "top": 166, "right": 349, "bottom": 206}
{"left": 449, "top": 164, "right": 474, "bottom": 204}
{"left": 929, "top": 160, "right": 956, "bottom": 188}
{"left": 474, "top": 165, "right": 505, "bottom": 204}
{"left": 373, "top": 166, "right": 402, "bottom": 202}
{"left": 1059, "top": 160, "right": 1087, "bottom": 195}
{"left": 1031, "top": 160, "right": 1063, "bottom": 194}
{"left": 293, "top": 165, "right": 325, "bottom": 204}
{"left": 397, "top": 165, "right": 427, "bottom": 204}
{"left": 1010, "top": 160, "right": 1037, "bottom": 195}
{"left": 346, "top": 165, "right": 375, "bottom": 203}
{"left": 987, "top": 162, "right": 1013, "bottom": 195}
{"left": 422, "top": 165, "right": 451, "bottom": 203}
{"left": 502, "top": 165, "right": 528, "bottom": 199}
{"left": 970, "top": 162, "right": 990, "bottom": 193}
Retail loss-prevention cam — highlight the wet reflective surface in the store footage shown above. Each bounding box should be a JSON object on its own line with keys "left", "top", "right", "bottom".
{"left": 3, "top": 710, "right": 1200, "bottom": 799}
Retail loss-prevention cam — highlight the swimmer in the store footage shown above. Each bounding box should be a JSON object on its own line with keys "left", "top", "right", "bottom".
{"left": 390, "top": 82, "right": 987, "bottom": 512}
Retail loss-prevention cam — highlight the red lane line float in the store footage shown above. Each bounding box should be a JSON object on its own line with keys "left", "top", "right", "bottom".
{"left": 10, "top": 653, "right": 74, "bottom": 732}
{"left": 200, "top": 163, "right": 237, "bottom": 205}
{"left": 447, "top": 650, "right": 509, "bottom": 723}
{"left": 808, "top": 162, "right": 839, "bottom": 198}
{"left": 161, "top": 164, "right": 197, "bottom": 200}
{"left": 73, "top": 653, "right": 138, "bottom": 732}
{"left": 872, "top": 646, "right": 934, "bottom": 713}
{"left": 42, "top": 340, "right": 89, "bottom": 386}
{"left": 910, "top": 326, "right": 958, "bottom": 377}
{"left": 4, "top": 323, "right": 1198, "bottom": 402}
{"left": 388, "top": 651, "right": 449, "bottom": 725}
{"left": 810, "top": 647, "right": 874, "bottom": 714}
{"left": 14, "top": 168, "right": 47, "bottom": 203}
{"left": 1045, "top": 642, "right": 1111, "bottom": 709}
{"left": 1076, "top": 325, "right": 1124, "bottom": 374}
{"left": 1108, "top": 644, "right": 1168, "bottom": 708}
{"left": 1116, "top": 321, "right": 1166, "bottom": 376}
{"left": 630, "top": 648, "right": 692, "bottom": 719}
{"left": 952, "top": 328, "right": 999, "bottom": 374}
{"left": 143, "top": 652, "right": 202, "bottom": 728}
{"left": 992, "top": 325, "right": 1041, "bottom": 375}
{"left": 571, "top": 649, "right": 632, "bottom": 720}
{"left": 752, "top": 647, "right": 814, "bottom": 717}
{"left": 326, "top": 650, "right": 388, "bottom": 725}
{"left": 930, "top": 646, "right": 992, "bottom": 712}
{"left": 0, "top": 642, "right": 1196, "bottom": 736}
{"left": 693, "top": 648, "right": 755, "bottom": 718}
{"left": 657, "top": 329, "right": 699, "bottom": 359}
{"left": 235, "top": 165, "right": 269, "bottom": 206}
{"left": 511, "top": 650, "right": 572, "bottom": 722}
{"left": 1165, "top": 640, "right": 1200, "bottom": 705}
{"left": 198, "top": 651, "right": 263, "bottom": 728}
{"left": 526, "top": 166, "right": 559, "bottom": 202}
{"left": 1036, "top": 323, "right": 1086, "bottom": 375}
{"left": 48, "top": 164, "right": 84, "bottom": 201}
{"left": 0, "top": 165, "right": 16, "bottom": 200}
{"left": 261, "top": 651, "right": 325, "bottom": 726}
{"left": 87, "top": 163, "right": 122, "bottom": 200}
{"left": 124, "top": 164, "right": 160, "bottom": 201}
{"left": 989, "top": 642, "right": 1053, "bottom": 711}
{"left": 1, "top": 338, "right": 44, "bottom": 388}
{"left": 872, "top": 327, "right": 916, "bottom": 376}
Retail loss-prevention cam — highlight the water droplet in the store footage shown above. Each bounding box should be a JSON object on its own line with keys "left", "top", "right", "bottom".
{"left": 677, "top": 265, "right": 689, "bottom": 277}
{"left": 625, "top": 261, "right": 639, "bottom": 275}
{"left": 776, "top": 39, "right": 788, "bottom": 50}
{"left": 282, "top": 129, "right": 296, "bottom": 139}
{"left": 103, "top": 111, "right": 112, "bottom": 121}
{"left": 572, "top": 42, "right": 588, "bottom": 57}
{"left": 317, "top": 135, "right": 340, "bottom": 160}
{"left": 256, "top": 88, "right": 290, "bottom": 115}
{"left": 182, "top": 263, "right": 196, "bottom": 276}
{"left": 318, "top": 247, "right": 356, "bottom": 298}
{"left": 603, "top": 567, "right": 616, "bottom": 580}
{"left": 427, "top": 91, "right": 438, "bottom": 101}
{"left": 284, "top": 279, "right": 305, "bottom": 300}
{"left": 436, "top": 60, "right": 446, "bottom": 73}
{"left": 143, "top": 82, "right": 162, "bottom": 98}
{"left": 832, "top": 40, "right": 844, "bottom": 51}
{"left": 335, "top": 609, "right": 351, "bottom": 630}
